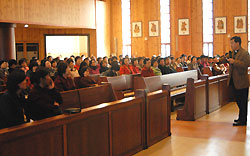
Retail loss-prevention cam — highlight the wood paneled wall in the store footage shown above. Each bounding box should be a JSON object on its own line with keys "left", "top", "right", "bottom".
{"left": 0, "top": 0, "right": 96, "bottom": 29}
{"left": 110, "top": 0, "right": 249, "bottom": 58}
{"left": 214, "top": 0, "right": 248, "bottom": 56}
{"left": 15, "top": 28, "right": 97, "bottom": 60}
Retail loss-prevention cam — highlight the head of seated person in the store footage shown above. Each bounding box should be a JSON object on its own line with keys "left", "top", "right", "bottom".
{"left": 57, "top": 62, "right": 71, "bottom": 79}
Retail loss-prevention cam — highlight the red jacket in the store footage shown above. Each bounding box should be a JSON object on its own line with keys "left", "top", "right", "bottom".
{"left": 120, "top": 65, "right": 135, "bottom": 75}
{"left": 131, "top": 65, "right": 140, "bottom": 74}
{"left": 141, "top": 67, "right": 155, "bottom": 77}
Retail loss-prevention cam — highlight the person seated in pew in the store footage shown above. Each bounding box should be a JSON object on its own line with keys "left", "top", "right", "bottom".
{"left": 74, "top": 56, "right": 82, "bottom": 71}
{"left": 175, "top": 57, "right": 183, "bottom": 68}
{"left": 165, "top": 57, "right": 177, "bottom": 73}
{"left": 141, "top": 58, "right": 155, "bottom": 77}
{"left": 78, "top": 67, "right": 97, "bottom": 88}
{"left": 180, "top": 54, "right": 188, "bottom": 67}
{"left": 54, "top": 62, "right": 75, "bottom": 92}
{"left": 8, "top": 59, "right": 17, "bottom": 74}
{"left": 212, "top": 57, "right": 225, "bottom": 76}
{"left": 101, "top": 61, "right": 120, "bottom": 77}
{"left": 0, "top": 60, "right": 9, "bottom": 85}
{"left": 0, "top": 69, "right": 29, "bottom": 129}
{"left": 138, "top": 57, "right": 144, "bottom": 71}
{"left": 187, "top": 56, "right": 199, "bottom": 70}
{"left": 131, "top": 58, "right": 140, "bottom": 74}
{"left": 89, "top": 60, "right": 100, "bottom": 74}
{"left": 27, "top": 67, "right": 62, "bottom": 121}
{"left": 67, "top": 59, "right": 80, "bottom": 78}
{"left": 170, "top": 57, "right": 177, "bottom": 70}
{"left": 151, "top": 59, "right": 162, "bottom": 76}
{"left": 99, "top": 60, "right": 109, "bottom": 74}
{"left": 120, "top": 58, "right": 135, "bottom": 75}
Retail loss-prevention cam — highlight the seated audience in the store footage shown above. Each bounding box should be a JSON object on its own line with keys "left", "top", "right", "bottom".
{"left": 27, "top": 67, "right": 62, "bottom": 120}
{"left": 151, "top": 59, "right": 162, "bottom": 76}
{"left": 0, "top": 60, "right": 9, "bottom": 85}
{"left": 67, "top": 59, "right": 80, "bottom": 78}
{"left": 101, "top": 61, "right": 120, "bottom": 77}
{"left": 188, "top": 56, "right": 199, "bottom": 70}
{"left": 78, "top": 67, "right": 97, "bottom": 88}
{"left": 131, "top": 58, "right": 140, "bottom": 74}
{"left": 138, "top": 57, "right": 144, "bottom": 71}
{"left": 141, "top": 58, "right": 155, "bottom": 77}
{"left": 0, "top": 69, "right": 28, "bottom": 129}
{"left": 8, "top": 59, "right": 17, "bottom": 74}
{"left": 89, "top": 60, "right": 100, "bottom": 74}
{"left": 175, "top": 57, "right": 183, "bottom": 68}
{"left": 99, "top": 60, "right": 109, "bottom": 73}
{"left": 19, "top": 58, "right": 29, "bottom": 73}
{"left": 74, "top": 56, "right": 82, "bottom": 70}
{"left": 54, "top": 62, "right": 75, "bottom": 92}
{"left": 120, "top": 58, "right": 135, "bottom": 75}
{"left": 165, "top": 57, "right": 176, "bottom": 73}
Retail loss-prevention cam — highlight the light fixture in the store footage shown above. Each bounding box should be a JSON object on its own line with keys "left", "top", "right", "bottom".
{"left": 24, "top": 24, "right": 29, "bottom": 28}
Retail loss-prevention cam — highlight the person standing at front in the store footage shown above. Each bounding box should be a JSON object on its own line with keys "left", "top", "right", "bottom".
{"left": 228, "top": 36, "right": 250, "bottom": 126}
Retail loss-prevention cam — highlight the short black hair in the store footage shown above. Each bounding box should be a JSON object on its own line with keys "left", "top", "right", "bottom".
{"left": 75, "top": 56, "right": 81, "bottom": 62}
{"left": 66, "top": 58, "right": 74, "bottom": 65}
{"left": 7, "top": 69, "right": 26, "bottom": 94}
{"left": 8, "top": 59, "right": 17, "bottom": 67}
{"left": 18, "top": 58, "right": 27, "bottom": 65}
{"left": 151, "top": 59, "right": 158, "bottom": 66}
{"left": 191, "top": 56, "right": 196, "bottom": 62}
{"left": 78, "top": 67, "right": 89, "bottom": 77}
{"left": 30, "top": 67, "right": 49, "bottom": 85}
{"left": 111, "top": 61, "right": 120, "bottom": 71}
{"left": 57, "top": 62, "right": 68, "bottom": 76}
{"left": 131, "top": 58, "right": 138, "bottom": 65}
{"left": 28, "top": 61, "right": 38, "bottom": 70}
{"left": 143, "top": 58, "right": 150, "bottom": 65}
{"left": 231, "top": 36, "right": 241, "bottom": 46}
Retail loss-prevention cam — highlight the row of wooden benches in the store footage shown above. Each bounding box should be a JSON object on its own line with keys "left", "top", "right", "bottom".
{"left": 0, "top": 83, "right": 171, "bottom": 156}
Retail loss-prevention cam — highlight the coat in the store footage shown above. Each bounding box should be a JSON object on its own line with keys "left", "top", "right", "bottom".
{"left": 228, "top": 47, "right": 250, "bottom": 89}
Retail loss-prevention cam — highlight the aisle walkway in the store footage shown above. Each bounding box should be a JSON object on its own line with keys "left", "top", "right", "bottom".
{"left": 135, "top": 102, "right": 250, "bottom": 156}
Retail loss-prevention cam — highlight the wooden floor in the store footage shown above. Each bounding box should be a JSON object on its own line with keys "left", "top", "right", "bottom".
{"left": 135, "top": 102, "right": 250, "bottom": 156}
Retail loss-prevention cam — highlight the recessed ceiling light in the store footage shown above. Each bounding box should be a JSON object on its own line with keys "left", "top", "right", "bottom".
{"left": 24, "top": 24, "right": 29, "bottom": 28}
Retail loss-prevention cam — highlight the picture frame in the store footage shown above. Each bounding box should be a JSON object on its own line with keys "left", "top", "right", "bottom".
{"left": 132, "top": 22, "right": 142, "bottom": 37}
{"left": 234, "top": 16, "right": 246, "bottom": 34}
{"left": 149, "top": 21, "right": 159, "bottom": 37}
{"left": 214, "top": 17, "right": 227, "bottom": 34}
{"left": 178, "top": 19, "right": 189, "bottom": 35}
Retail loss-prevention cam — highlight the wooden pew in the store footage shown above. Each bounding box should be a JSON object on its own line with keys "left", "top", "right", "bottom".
{"left": 0, "top": 95, "right": 146, "bottom": 156}
{"left": 136, "top": 84, "right": 171, "bottom": 147}
{"left": 134, "top": 70, "right": 198, "bottom": 110}
{"left": 203, "top": 66, "right": 213, "bottom": 76}
{"left": 99, "top": 74, "right": 140, "bottom": 100}
{"left": 60, "top": 83, "right": 116, "bottom": 111}
{"left": 176, "top": 78, "right": 207, "bottom": 121}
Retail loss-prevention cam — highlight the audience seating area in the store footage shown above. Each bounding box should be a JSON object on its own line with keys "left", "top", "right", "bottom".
{"left": 0, "top": 85, "right": 171, "bottom": 156}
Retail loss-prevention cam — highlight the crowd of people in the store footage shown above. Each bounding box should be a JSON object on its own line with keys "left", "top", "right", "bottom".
{"left": 0, "top": 52, "right": 231, "bottom": 129}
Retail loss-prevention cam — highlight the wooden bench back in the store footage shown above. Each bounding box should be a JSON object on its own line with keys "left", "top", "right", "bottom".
{"left": 60, "top": 89, "right": 81, "bottom": 110}
{"left": 161, "top": 70, "right": 198, "bottom": 88}
{"left": 177, "top": 78, "right": 207, "bottom": 121}
{"left": 0, "top": 95, "right": 145, "bottom": 156}
{"left": 78, "top": 83, "right": 116, "bottom": 108}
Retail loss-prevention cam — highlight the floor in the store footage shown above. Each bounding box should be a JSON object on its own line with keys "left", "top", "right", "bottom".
{"left": 134, "top": 102, "right": 250, "bottom": 156}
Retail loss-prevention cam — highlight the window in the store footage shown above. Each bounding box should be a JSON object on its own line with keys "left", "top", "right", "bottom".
{"left": 122, "top": 0, "right": 131, "bottom": 57}
{"left": 160, "top": 0, "right": 171, "bottom": 57}
{"left": 203, "top": 0, "right": 213, "bottom": 57}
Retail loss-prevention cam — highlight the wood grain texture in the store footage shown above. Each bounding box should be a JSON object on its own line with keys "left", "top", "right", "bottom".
{"left": 0, "top": 0, "right": 96, "bottom": 29}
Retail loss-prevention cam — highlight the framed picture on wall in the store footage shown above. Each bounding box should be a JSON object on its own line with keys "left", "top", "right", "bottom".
{"left": 178, "top": 19, "right": 189, "bottom": 35}
{"left": 234, "top": 16, "right": 246, "bottom": 33}
{"left": 149, "top": 21, "right": 159, "bottom": 37}
{"left": 132, "top": 22, "right": 142, "bottom": 37}
{"left": 214, "top": 17, "right": 227, "bottom": 34}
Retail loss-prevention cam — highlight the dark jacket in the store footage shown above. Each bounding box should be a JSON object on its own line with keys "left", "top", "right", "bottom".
{"left": 54, "top": 75, "right": 75, "bottom": 92}
{"left": 79, "top": 76, "right": 97, "bottom": 88}
{"left": 27, "top": 85, "right": 62, "bottom": 120}
{"left": 0, "top": 91, "right": 27, "bottom": 129}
